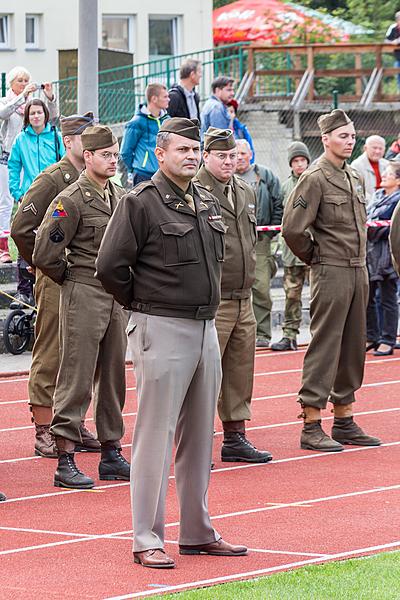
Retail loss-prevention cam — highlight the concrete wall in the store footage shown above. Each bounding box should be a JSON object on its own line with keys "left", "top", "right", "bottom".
{"left": 0, "top": 0, "right": 213, "bottom": 83}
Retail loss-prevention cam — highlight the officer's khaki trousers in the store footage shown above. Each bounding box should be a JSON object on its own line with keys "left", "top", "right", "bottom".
{"left": 29, "top": 269, "right": 60, "bottom": 407}
{"left": 127, "top": 313, "right": 221, "bottom": 552}
{"left": 50, "top": 280, "right": 127, "bottom": 443}
{"left": 215, "top": 298, "right": 256, "bottom": 423}
{"left": 252, "top": 237, "right": 277, "bottom": 341}
{"left": 299, "top": 265, "right": 369, "bottom": 409}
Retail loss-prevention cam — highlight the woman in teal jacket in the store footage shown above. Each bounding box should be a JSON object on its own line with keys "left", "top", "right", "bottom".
{"left": 8, "top": 98, "right": 64, "bottom": 201}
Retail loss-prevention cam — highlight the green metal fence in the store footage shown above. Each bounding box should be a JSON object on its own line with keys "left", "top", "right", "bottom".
{"left": 53, "top": 43, "right": 249, "bottom": 125}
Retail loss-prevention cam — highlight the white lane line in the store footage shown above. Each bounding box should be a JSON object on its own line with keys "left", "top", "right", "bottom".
{"left": 2, "top": 484, "right": 399, "bottom": 557}
{"left": 104, "top": 540, "right": 400, "bottom": 599}
{"left": 254, "top": 357, "right": 400, "bottom": 378}
{"left": 3, "top": 441, "right": 399, "bottom": 504}
{"left": 0, "top": 411, "right": 137, "bottom": 433}
{"left": 0, "top": 526, "right": 94, "bottom": 538}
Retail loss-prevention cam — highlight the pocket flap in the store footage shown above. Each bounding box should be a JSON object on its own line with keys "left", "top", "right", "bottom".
{"left": 160, "top": 222, "right": 194, "bottom": 237}
{"left": 208, "top": 220, "right": 228, "bottom": 234}
{"left": 324, "top": 195, "right": 347, "bottom": 206}
{"left": 82, "top": 216, "right": 109, "bottom": 228}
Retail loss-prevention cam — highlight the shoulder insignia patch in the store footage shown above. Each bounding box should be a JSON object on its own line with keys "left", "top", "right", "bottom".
{"left": 293, "top": 195, "right": 307, "bottom": 209}
{"left": 51, "top": 200, "right": 68, "bottom": 218}
{"left": 22, "top": 202, "right": 38, "bottom": 216}
{"left": 49, "top": 224, "right": 65, "bottom": 243}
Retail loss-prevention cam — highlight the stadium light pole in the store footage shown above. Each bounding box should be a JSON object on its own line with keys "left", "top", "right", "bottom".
{"left": 78, "top": 0, "right": 99, "bottom": 117}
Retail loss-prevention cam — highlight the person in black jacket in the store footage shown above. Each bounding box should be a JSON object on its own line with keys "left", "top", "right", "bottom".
{"left": 168, "top": 59, "right": 201, "bottom": 121}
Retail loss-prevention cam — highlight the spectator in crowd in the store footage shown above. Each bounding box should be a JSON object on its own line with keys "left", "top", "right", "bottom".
{"left": 195, "top": 128, "right": 272, "bottom": 464}
{"left": 120, "top": 83, "right": 170, "bottom": 186}
{"left": 366, "top": 162, "right": 400, "bottom": 356}
{"left": 200, "top": 76, "right": 235, "bottom": 137}
{"left": 235, "top": 139, "right": 283, "bottom": 348}
{"left": 33, "top": 125, "right": 129, "bottom": 490}
{"left": 96, "top": 118, "right": 247, "bottom": 569}
{"left": 351, "top": 135, "right": 388, "bottom": 204}
{"left": 8, "top": 98, "right": 64, "bottom": 308}
{"left": 385, "top": 132, "right": 400, "bottom": 160}
{"left": 168, "top": 59, "right": 201, "bottom": 120}
{"left": 0, "top": 66, "right": 57, "bottom": 263}
{"left": 385, "top": 12, "right": 400, "bottom": 89}
{"left": 11, "top": 112, "right": 98, "bottom": 459}
{"left": 271, "top": 142, "right": 311, "bottom": 352}
{"left": 227, "top": 99, "right": 255, "bottom": 163}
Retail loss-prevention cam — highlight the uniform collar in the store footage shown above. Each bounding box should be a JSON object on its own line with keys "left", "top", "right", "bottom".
{"left": 196, "top": 166, "right": 247, "bottom": 216}
{"left": 78, "top": 171, "right": 112, "bottom": 215}
{"left": 152, "top": 170, "right": 200, "bottom": 216}
{"left": 318, "top": 156, "right": 359, "bottom": 194}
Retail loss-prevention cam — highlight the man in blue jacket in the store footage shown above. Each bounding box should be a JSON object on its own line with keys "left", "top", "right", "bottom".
{"left": 200, "top": 77, "right": 235, "bottom": 138}
{"left": 121, "top": 83, "right": 170, "bottom": 185}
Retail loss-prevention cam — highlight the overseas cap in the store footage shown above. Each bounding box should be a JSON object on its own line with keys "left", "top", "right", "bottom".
{"left": 204, "top": 127, "right": 236, "bottom": 151}
{"left": 317, "top": 109, "right": 353, "bottom": 135}
{"left": 81, "top": 125, "right": 117, "bottom": 151}
{"left": 158, "top": 117, "right": 200, "bottom": 141}
{"left": 60, "top": 111, "right": 95, "bottom": 136}
{"left": 287, "top": 141, "right": 311, "bottom": 165}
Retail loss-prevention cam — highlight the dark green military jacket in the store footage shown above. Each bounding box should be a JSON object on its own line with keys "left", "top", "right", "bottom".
{"left": 95, "top": 170, "right": 226, "bottom": 319}
{"left": 194, "top": 166, "right": 257, "bottom": 300}
{"left": 282, "top": 156, "right": 367, "bottom": 267}
{"left": 32, "top": 171, "right": 124, "bottom": 286}
{"left": 11, "top": 156, "right": 79, "bottom": 266}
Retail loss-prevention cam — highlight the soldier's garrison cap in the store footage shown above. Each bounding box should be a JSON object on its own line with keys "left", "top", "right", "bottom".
{"left": 317, "top": 109, "right": 353, "bottom": 135}
{"left": 159, "top": 117, "right": 200, "bottom": 141}
{"left": 61, "top": 112, "right": 95, "bottom": 136}
{"left": 204, "top": 127, "right": 236, "bottom": 151}
{"left": 81, "top": 125, "right": 117, "bottom": 151}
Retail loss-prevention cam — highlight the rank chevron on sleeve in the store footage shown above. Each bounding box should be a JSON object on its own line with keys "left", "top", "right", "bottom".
{"left": 293, "top": 195, "right": 307, "bottom": 209}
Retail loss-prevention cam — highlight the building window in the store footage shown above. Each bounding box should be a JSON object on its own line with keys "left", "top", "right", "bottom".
{"left": 0, "top": 14, "right": 10, "bottom": 48}
{"left": 102, "top": 15, "right": 134, "bottom": 53}
{"left": 25, "top": 14, "right": 40, "bottom": 48}
{"left": 149, "top": 16, "right": 179, "bottom": 60}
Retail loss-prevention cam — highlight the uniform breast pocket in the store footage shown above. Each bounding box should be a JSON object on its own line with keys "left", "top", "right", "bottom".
{"left": 323, "top": 195, "right": 351, "bottom": 225}
{"left": 82, "top": 216, "right": 109, "bottom": 247}
{"left": 247, "top": 212, "right": 257, "bottom": 245}
{"left": 160, "top": 222, "right": 200, "bottom": 266}
{"left": 207, "top": 219, "right": 227, "bottom": 262}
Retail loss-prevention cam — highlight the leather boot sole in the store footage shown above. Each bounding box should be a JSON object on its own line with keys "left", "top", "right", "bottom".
{"left": 300, "top": 442, "right": 343, "bottom": 452}
{"left": 54, "top": 477, "right": 94, "bottom": 489}
{"left": 34, "top": 449, "right": 57, "bottom": 459}
{"left": 133, "top": 556, "right": 175, "bottom": 568}
{"left": 179, "top": 548, "right": 247, "bottom": 556}
{"left": 99, "top": 473, "right": 130, "bottom": 481}
{"left": 221, "top": 455, "right": 273, "bottom": 463}
{"left": 333, "top": 438, "right": 381, "bottom": 446}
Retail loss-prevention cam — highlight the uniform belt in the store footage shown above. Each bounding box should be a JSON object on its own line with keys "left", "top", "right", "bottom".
{"left": 221, "top": 288, "right": 252, "bottom": 300}
{"left": 311, "top": 255, "right": 365, "bottom": 267}
{"left": 131, "top": 301, "right": 218, "bottom": 320}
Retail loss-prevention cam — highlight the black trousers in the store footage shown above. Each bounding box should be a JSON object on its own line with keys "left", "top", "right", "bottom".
{"left": 366, "top": 276, "right": 399, "bottom": 346}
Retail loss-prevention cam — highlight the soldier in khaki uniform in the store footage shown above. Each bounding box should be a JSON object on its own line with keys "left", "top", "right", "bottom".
{"left": 195, "top": 128, "right": 272, "bottom": 463}
{"left": 271, "top": 142, "right": 311, "bottom": 352}
{"left": 282, "top": 109, "right": 381, "bottom": 452}
{"left": 32, "top": 126, "right": 130, "bottom": 489}
{"left": 96, "top": 118, "right": 246, "bottom": 569}
{"left": 11, "top": 112, "right": 100, "bottom": 458}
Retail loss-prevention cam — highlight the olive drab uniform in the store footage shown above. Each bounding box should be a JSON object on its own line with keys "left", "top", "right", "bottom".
{"left": 32, "top": 171, "right": 127, "bottom": 444}
{"left": 11, "top": 156, "right": 79, "bottom": 408}
{"left": 282, "top": 156, "right": 369, "bottom": 409}
{"left": 194, "top": 165, "right": 258, "bottom": 425}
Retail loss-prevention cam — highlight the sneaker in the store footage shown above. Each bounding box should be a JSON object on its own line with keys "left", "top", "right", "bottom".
{"left": 270, "top": 337, "right": 298, "bottom": 351}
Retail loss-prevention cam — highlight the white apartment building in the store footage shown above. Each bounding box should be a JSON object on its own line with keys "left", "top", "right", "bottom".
{"left": 0, "top": 0, "right": 213, "bottom": 83}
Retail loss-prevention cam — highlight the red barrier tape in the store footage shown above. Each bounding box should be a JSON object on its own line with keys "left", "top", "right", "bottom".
{"left": 256, "top": 220, "right": 392, "bottom": 232}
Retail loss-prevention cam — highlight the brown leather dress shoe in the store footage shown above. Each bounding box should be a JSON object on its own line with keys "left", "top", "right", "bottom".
{"left": 133, "top": 549, "right": 175, "bottom": 568}
{"left": 179, "top": 538, "right": 247, "bottom": 556}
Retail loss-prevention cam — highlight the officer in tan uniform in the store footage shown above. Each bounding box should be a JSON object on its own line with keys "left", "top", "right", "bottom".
{"left": 282, "top": 109, "right": 381, "bottom": 452}
{"left": 11, "top": 112, "right": 100, "bottom": 458}
{"left": 96, "top": 118, "right": 247, "bottom": 569}
{"left": 32, "top": 125, "right": 129, "bottom": 489}
{"left": 195, "top": 128, "right": 272, "bottom": 463}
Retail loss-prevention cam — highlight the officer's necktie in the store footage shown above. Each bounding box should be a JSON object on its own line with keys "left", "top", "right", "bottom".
{"left": 224, "top": 184, "right": 235, "bottom": 210}
{"left": 103, "top": 189, "right": 111, "bottom": 209}
{"left": 184, "top": 193, "right": 196, "bottom": 212}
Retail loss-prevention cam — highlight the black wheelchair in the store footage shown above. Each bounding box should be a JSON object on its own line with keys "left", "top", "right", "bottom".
{"left": 3, "top": 262, "right": 36, "bottom": 355}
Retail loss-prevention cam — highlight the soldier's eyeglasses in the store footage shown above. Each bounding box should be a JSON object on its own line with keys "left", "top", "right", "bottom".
{"left": 94, "top": 151, "right": 120, "bottom": 161}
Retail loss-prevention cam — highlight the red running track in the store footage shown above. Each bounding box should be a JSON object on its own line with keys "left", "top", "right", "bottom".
{"left": 0, "top": 348, "right": 399, "bottom": 599}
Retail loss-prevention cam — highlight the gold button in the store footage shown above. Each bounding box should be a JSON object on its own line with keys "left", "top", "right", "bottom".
{"left": 64, "top": 173, "right": 71, "bottom": 180}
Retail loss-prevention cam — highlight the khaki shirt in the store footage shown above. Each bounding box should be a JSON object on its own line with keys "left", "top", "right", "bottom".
{"left": 11, "top": 156, "right": 79, "bottom": 266}
{"left": 282, "top": 156, "right": 367, "bottom": 267}
{"left": 32, "top": 171, "right": 124, "bottom": 286}
{"left": 194, "top": 166, "right": 257, "bottom": 299}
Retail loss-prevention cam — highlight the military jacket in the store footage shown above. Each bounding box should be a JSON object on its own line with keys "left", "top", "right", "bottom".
{"left": 194, "top": 166, "right": 257, "bottom": 300}
{"left": 32, "top": 172, "right": 124, "bottom": 286}
{"left": 95, "top": 170, "right": 226, "bottom": 319}
{"left": 282, "top": 156, "right": 367, "bottom": 267}
{"left": 11, "top": 156, "right": 79, "bottom": 266}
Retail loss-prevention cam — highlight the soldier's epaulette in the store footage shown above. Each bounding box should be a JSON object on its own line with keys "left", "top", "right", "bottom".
{"left": 44, "top": 162, "right": 62, "bottom": 175}
{"left": 59, "top": 181, "right": 80, "bottom": 198}
{"left": 193, "top": 182, "right": 216, "bottom": 201}
{"left": 129, "top": 180, "right": 155, "bottom": 196}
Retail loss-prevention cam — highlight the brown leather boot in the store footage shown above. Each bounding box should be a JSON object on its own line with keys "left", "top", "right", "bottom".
{"left": 54, "top": 437, "right": 94, "bottom": 489}
{"left": 75, "top": 421, "right": 101, "bottom": 453}
{"left": 299, "top": 406, "right": 343, "bottom": 452}
{"left": 31, "top": 406, "right": 57, "bottom": 458}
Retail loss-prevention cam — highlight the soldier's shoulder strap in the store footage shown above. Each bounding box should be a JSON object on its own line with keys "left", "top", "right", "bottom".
{"left": 130, "top": 180, "right": 155, "bottom": 197}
